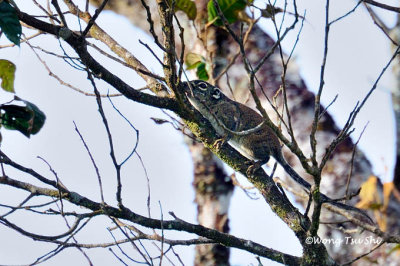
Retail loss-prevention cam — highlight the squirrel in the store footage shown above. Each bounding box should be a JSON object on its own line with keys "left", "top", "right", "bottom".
{"left": 182, "top": 80, "right": 372, "bottom": 222}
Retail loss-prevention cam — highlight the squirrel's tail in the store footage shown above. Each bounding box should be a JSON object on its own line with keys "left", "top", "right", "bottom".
{"left": 274, "top": 151, "right": 373, "bottom": 224}
{"left": 273, "top": 151, "right": 312, "bottom": 191}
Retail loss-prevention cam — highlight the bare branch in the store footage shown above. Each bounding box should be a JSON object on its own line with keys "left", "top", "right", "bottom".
{"left": 32, "top": 0, "right": 61, "bottom": 24}
{"left": 87, "top": 42, "right": 165, "bottom": 82}
{"left": 364, "top": 3, "right": 398, "bottom": 46}
{"left": 362, "top": 0, "right": 400, "bottom": 13}
{"left": 73, "top": 121, "right": 105, "bottom": 204}
{"left": 51, "top": 0, "right": 68, "bottom": 26}
{"left": 82, "top": 0, "right": 110, "bottom": 37}
{"left": 345, "top": 122, "right": 369, "bottom": 202}
{"left": 0, "top": 31, "right": 44, "bottom": 48}
{"left": 310, "top": 0, "right": 330, "bottom": 170}
{"left": 330, "top": 1, "right": 362, "bottom": 25}
{"left": 321, "top": 44, "right": 400, "bottom": 170}
{"left": 61, "top": 0, "right": 168, "bottom": 94}
{"left": 0, "top": 213, "right": 89, "bottom": 241}
{"left": 342, "top": 239, "right": 385, "bottom": 265}
{"left": 0, "top": 193, "right": 34, "bottom": 218}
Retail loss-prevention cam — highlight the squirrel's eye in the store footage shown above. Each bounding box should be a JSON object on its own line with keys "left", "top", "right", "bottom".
{"left": 197, "top": 82, "right": 208, "bottom": 90}
{"left": 212, "top": 89, "right": 221, "bottom": 99}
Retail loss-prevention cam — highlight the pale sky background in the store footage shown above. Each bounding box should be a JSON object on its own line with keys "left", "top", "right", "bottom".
{"left": 0, "top": 0, "right": 398, "bottom": 265}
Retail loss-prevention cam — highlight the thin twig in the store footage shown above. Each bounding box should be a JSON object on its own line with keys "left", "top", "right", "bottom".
{"left": 0, "top": 198, "right": 59, "bottom": 216}
{"left": 345, "top": 122, "right": 369, "bottom": 202}
{"left": 268, "top": 0, "right": 301, "bottom": 142}
{"left": 152, "top": 243, "right": 175, "bottom": 266}
{"left": 82, "top": 0, "right": 109, "bottom": 36}
{"left": 0, "top": 215, "right": 85, "bottom": 241}
{"left": 330, "top": 0, "right": 362, "bottom": 25}
{"left": 108, "top": 248, "right": 129, "bottom": 266}
{"left": 1, "top": 193, "right": 34, "bottom": 218}
{"left": 107, "top": 96, "right": 139, "bottom": 166}
{"left": 0, "top": 31, "right": 44, "bottom": 48}
{"left": 137, "top": 152, "right": 151, "bottom": 218}
{"left": 51, "top": 0, "right": 68, "bottom": 26}
{"left": 310, "top": 0, "right": 330, "bottom": 169}
{"left": 32, "top": 0, "right": 61, "bottom": 24}
{"left": 0, "top": 151, "right": 64, "bottom": 190}
{"left": 87, "top": 72, "right": 122, "bottom": 205}
{"left": 26, "top": 39, "right": 103, "bottom": 96}
{"left": 318, "top": 94, "right": 338, "bottom": 120}
{"left": 342, "top": 239, "right": 385, "bottom": 265}
{"left": 138, "top": 0, "right": 167, "bottom": 52}
{"left": 62, "top": 0, "right": 166, "bottom": 91}
{"left": 320, "top": 44, "right": 400, "bottom": 170}
{"left": 158, "top": 201, "right": 165, "bottom": 266}
{"left": 173, "top": 12, "right": 185, "bottom": 82}
{"left": 55, "top": 200, "right": 94, "bottom": 265}
{"left": 73, "top": 121, "right": 105, "bottom": 204}
{"left": 139, "top": 39, "right": 165, "bottom": 67}
{"left": 88, "top": 42, "right": 165, "bottom": 82}
{"left": 364, "top": 3, "right": 398, "bottom": 46}
{"left": 112, "top": 218, "right": 152, "bottom": 265}
{"left": 170, "top": 247, "right": 185, "bottom": 266}
{"left": 107, "top": 226, "right": 144, "bottom": 264}
{"left": 37, "top": 156, "right": 66, "bottom": 214}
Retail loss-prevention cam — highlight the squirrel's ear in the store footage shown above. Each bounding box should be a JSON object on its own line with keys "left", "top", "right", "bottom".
{"left": 212, "top": 89, "right": 221, "bottom": 99}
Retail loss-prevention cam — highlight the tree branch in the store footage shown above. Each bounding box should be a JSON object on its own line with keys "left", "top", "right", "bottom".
{"left": 362, "top": 0, "right": 400, "bottom": 13}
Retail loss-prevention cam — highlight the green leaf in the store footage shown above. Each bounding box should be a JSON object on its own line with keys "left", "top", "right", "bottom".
{"left": 173, "top": 0, "right": 197, "bottom": 20}
{"left": 207, "top": 0, "right": 247, "bottom": 26}
{"left": 0, "top": 1, "right": 22, "bottom": 46}
{"left": 0, "top": 59, "right": 16, "bottom": 92}
{"left": 0, "top": 99, "right": 46, "bottom": 137}
{"left": 196, "top": 62, "right": 209, "bottom": 81}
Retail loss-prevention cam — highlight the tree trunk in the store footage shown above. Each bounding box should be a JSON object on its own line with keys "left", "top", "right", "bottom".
{"left": 186, "top": 136, "right": 233, "bottom": 266}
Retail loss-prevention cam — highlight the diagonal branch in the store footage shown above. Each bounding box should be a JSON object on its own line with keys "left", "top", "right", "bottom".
{"left": 62, "top": 0, "right": 168, "bottom": 95}
{"left": 362, "top": 0, "right": 400, "bottom": 13}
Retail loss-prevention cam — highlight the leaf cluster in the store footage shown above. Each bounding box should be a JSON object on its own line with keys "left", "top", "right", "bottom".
{"left": 0, "top": 59, "right": 46, "bottom": 138}
{"left": 0, "top": 99, "right": 46, "bottom": 138}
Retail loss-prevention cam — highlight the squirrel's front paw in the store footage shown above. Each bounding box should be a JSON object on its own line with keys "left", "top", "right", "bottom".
{"left": 213, "top": 137, "right": 227, "bottom": 151}
{"left": 246, "top": 161, "right": 263, "bottom": 176}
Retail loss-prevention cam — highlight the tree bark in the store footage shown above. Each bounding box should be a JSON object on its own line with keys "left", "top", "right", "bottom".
{"left": 391, "top": 14, "right": 400, "bottom": 190}
{"left": 187, "top": 136, "right": 233, "bottom": 266}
